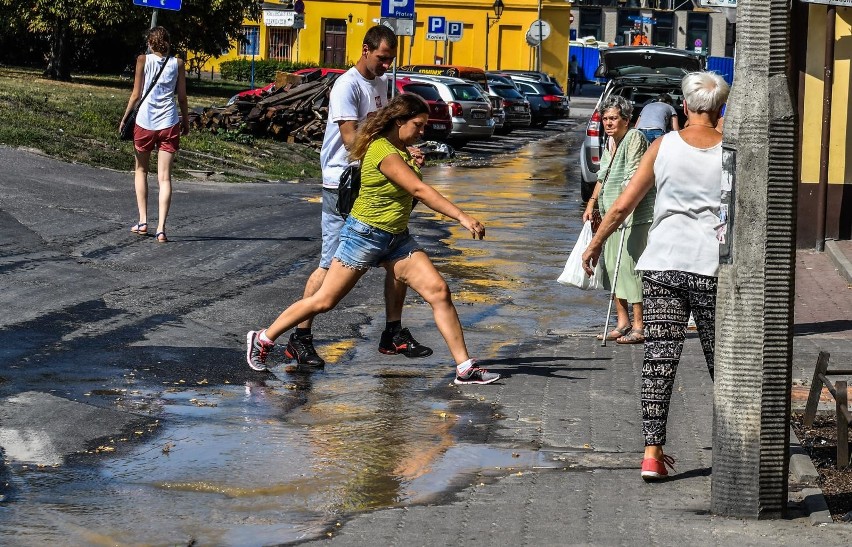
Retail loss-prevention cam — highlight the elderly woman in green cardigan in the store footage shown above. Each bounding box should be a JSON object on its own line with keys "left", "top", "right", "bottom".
{"left": 582, "top": 95, "right": 655, "bottom": 343}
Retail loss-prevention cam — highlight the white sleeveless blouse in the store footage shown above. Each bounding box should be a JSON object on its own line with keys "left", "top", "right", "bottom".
{"left": 135, "top": 54, "right": 180, "bottom": 131}
{"left": 635, "top": 131, "right": 724, "bottom": 277}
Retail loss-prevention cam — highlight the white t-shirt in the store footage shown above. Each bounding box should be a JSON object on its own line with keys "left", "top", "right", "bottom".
{"left": 135, "top": 54, "right": 180, "bottom": 131}
{"left": 635, "top": 131, "right": 724, "bottom": 277}
{"left": 635, "top": 101, "right": 677, "bottom": 131}
{"left": 319, "top": 67, "right": 389, "bottom": 188}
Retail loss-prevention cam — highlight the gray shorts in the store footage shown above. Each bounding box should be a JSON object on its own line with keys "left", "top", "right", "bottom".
{"left": 320, "top": 187, "right": 345, "bottom": 269}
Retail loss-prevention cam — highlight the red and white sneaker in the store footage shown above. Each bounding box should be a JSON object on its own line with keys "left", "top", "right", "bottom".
{"left": 641, "top": 454, "right": 675, "bottom": 481}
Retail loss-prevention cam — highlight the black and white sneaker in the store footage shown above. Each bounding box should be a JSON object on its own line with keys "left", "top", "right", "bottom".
{"left": 378, "top": 327, "right": 433, "bottom": 358}
{"left": 454, "top": 366, "right": 500, "bottom": 385}
{"left": 246, "top": 330, "right": 274, "bottom": 372}
{"left": 284, "top": 333, "right": 326, "bottom": 368}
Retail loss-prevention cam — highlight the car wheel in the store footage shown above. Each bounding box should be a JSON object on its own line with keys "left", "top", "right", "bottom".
{"left": 581, "top": 178, "right": 595, "bottom": 202}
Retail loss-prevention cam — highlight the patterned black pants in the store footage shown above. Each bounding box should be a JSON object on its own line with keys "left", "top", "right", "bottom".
{"left": 641, "top": 270, "right": 717, "bottom": 446}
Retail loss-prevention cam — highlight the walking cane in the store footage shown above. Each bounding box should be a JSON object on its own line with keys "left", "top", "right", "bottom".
{"left": 600, "top": 226, "right": 627, "bottom": 347}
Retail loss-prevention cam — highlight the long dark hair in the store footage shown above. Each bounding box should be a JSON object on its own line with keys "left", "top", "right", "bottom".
{"left": 349, "top": 94, "right": 429, "bottom": 161}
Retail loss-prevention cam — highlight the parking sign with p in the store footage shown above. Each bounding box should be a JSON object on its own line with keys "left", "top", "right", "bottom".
{"left": 381, "top": 0, "right": 415, "bottom": 19}
{"left": 426, "top": 16, "right": 447, "bottom": 41}
{"left": 447, "top": 21, "right": 463, "bottom": 42}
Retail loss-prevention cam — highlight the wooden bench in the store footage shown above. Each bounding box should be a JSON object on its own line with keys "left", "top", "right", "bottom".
{"left": 803, "top": 351, "right": 852, "bottom": 469}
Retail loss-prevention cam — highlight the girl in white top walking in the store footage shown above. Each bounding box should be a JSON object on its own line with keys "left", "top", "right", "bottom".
{"left": 582, "top": 72, "right": 730, "bottom": 482}
{"left": 120, "top": 26, "right": 189, "bottom": 243}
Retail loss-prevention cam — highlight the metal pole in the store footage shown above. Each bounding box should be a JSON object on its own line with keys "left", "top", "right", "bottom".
{"left": 600, "top": 228, "right": 627, "bottom": 348}
{"left": 816, "top": 6, "right": 835, "bottom": 252}
{"left": 537, "top": 0, "right": 542, "bottom": 72}
{"left": 485, "top": 15, "right": 490, "bottom": 71}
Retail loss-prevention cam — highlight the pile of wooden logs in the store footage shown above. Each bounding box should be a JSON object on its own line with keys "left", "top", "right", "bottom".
{"left": 188, "top": 70, "right": 341, "bottom": 145}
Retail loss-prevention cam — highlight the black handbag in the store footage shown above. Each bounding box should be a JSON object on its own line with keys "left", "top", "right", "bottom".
{"left": 336, "top": 164, "right": 361, "bottom": 218}
{"left": 120, "top": 55, "right": 170, "bottom": 141}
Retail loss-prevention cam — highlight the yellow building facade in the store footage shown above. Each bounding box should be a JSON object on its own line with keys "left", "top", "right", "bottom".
{"left": 799, "top": 4, "right": 852, "bottom": 243}
{"left": 209, "top": 0, "right": 575, "bottom": 88}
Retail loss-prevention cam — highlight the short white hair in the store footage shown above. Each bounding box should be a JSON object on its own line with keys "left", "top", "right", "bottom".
{"left": 681, "top": 71, "right": 730, "bottom": 113}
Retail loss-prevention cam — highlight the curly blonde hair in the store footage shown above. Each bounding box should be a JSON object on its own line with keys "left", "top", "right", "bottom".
{"left": 146, "top": 26, "right": 170, "bottom": 55}
{"left": 349, "top": 93, "right": 429, "bottom": 161}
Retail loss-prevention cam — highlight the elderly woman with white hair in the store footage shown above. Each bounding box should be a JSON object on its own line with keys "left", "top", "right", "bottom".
{"left": 582, "top": 95, "right": 653, "bottom": 344}
{"left": 582, "top": 71, "right": 730, "bottom": 481}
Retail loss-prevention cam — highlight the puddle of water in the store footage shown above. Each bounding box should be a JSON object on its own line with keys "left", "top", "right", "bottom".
{"left": 0, "top": 130, "right": 611, "bottom": 545}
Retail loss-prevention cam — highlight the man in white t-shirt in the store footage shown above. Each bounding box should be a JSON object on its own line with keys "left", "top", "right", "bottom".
{"left": 283, "top": 25, "right": 433, "bottom": 369}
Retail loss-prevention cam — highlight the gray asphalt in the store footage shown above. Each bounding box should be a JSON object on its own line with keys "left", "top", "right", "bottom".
{"left": 2, "top": 112, "right": 852, "bottom": 544}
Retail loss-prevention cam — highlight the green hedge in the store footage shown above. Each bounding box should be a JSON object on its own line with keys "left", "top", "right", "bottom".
{"left": 220, "top": 59, "right": 349, "bottom": 83}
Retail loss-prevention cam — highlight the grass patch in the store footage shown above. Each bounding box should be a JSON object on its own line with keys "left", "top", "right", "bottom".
{"left": 0, "top": 66, "right": 320, "bottom": 181}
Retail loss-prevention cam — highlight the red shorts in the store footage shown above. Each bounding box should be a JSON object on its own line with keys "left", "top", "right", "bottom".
{"left": 134, "top": 123, "right": 181, "bottom": 154}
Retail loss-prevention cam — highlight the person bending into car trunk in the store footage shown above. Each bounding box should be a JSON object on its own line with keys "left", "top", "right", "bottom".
{"left": 246, "top": 25, "right": 431, "bottom": 373}
{"left": 246, "top": 94, "right": 499, "bottom": 385}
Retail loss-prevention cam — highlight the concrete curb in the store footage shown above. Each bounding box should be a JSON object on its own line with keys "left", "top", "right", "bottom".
{"left": 790, "top": 429, "right": 834, "bottom": 525}
{"left": 826, "top": 240, "right": 852, "bottom": 285}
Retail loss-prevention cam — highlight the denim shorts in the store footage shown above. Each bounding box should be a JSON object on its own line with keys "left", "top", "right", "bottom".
{"left": 334, "top": 216, "right": 422, "bottom": 270}
{"left": 638, "top": 128, "right": 665, "bottom": 143}
{"left": 320, "top": 188, "right": 346, "bottom": 269}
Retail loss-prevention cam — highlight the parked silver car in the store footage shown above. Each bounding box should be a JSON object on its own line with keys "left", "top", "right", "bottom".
{"left": 402, "top": 74, "right": 495, "bottom": 147}
{"left": 578, "top": 46, "right": 704, "bottom": 201}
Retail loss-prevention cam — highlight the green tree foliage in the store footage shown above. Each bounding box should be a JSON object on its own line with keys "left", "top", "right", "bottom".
{"left": 0, "top": 0, "right": 260, "bottom": 80}
{"left": 0, "top": 0, "right": 133, "bottom": 80}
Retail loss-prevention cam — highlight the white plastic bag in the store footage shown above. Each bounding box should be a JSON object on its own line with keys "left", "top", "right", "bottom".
{"left": 557, "top": 221, "right": 603, "bottom": 290}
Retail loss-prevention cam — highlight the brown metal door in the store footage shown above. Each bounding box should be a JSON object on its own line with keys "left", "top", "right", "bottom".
{"left": 323, "top": 19, "right": 347, "bottom": 66}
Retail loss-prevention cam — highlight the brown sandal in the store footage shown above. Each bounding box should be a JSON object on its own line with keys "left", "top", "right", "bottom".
{"left": 596, "top": 325, "right": 631, "bottom": 341}
{"left": 616, "top": 330, "right": 645, "bottom": 344}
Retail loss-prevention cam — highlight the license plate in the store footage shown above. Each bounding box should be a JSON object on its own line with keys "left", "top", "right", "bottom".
{"left": 514, "top": 106, "right": 526, "bottom": 112}
{"left": 432, "top": 124, "right": 446, "bottom": 130}
{"left": 472, "top": 110, "right": 487, "bottom": 119}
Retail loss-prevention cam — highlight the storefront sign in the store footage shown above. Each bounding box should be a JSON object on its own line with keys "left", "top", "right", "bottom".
{"left": 263, "top": 10, "right": 305, "bottom": 29}
{"left": 799, "top": 0, "right": 852, "bottom": 5}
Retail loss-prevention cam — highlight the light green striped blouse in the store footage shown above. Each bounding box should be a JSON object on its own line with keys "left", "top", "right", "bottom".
{"left": 597, "top": 128, "right": 655, "bottom": 226}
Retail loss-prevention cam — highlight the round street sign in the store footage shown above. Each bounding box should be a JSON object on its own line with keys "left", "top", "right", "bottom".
{"left": 529, "top": 19, "right": 551, "bottom": 41}
{"left": 694, "top": 38, "right": 703, "bottom": 47}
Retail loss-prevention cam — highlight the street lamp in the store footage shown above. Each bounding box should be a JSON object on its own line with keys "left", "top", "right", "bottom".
{"left": 484, "top": 0, "right": 505, "bottom": 71}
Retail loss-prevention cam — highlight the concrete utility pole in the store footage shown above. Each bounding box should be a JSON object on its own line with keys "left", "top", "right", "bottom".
{"left": 712, "top": 0, "right": 798, "bottom": 518}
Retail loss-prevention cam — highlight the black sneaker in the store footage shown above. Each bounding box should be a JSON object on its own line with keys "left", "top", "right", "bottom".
{"left": 378, "top": 327, "right": 433, "bottom": 358}
{"left": 454, "top": 366, "right": 500, "bottom": 385}
{"left": 284, "top": 333, "right": 325, "bottom": 368}
{"left": 246, "top": 330, "right": 274, "bottom": 372}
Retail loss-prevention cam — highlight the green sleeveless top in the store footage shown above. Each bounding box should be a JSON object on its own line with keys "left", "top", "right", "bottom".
{"left": 350, "top": 137, "right": 422, "bottom": 234}
{"left": 597, "top": 128, "right": 655, "bottom": 226}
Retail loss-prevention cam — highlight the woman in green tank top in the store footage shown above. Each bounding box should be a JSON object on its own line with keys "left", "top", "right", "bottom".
{"left": 246, "top": 94, "right": 500, "bottom": 385}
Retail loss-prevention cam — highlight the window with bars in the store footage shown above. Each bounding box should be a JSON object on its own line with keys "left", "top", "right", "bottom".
{"left": 239, "top": 26, "right": 260, "bottom": 56}
{"left": 268, "top": 28, "right": 295, "bottom": 61}
{"left": 579, "top": 8, "right": 603, "bottom": 41}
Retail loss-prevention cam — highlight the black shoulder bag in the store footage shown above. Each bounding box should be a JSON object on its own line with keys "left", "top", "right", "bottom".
{"left": 120, "top": 55, "right": 170, "bottom": 141}
{"left": 336, "top": 164, "right": 361, "bottom": 219}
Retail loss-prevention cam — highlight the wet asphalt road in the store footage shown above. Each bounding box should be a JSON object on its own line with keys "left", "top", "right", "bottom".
{"left": 0, "top": 116, "right": 606, "bottom": 544}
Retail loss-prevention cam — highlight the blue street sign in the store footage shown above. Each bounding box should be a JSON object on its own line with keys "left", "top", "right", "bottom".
{"left": 447, "top": 21, "right": 463, "bottom": 42}
{"left": 627, "top": 15, "right": 656, "bottom": 25}
{"left": 133, "top": 0, "right": 182, "bottom": 12}
{"left": 380, "top": 0, "right": 415, "bottom": 19}
{"left": 426, "top": 16, "right": 446, "bottom": 41}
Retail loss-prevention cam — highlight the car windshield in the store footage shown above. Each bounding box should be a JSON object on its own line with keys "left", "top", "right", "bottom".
{"left": 490, "top": 85, "right": 524, "bottom": 99}
{"left": 449, "top": 84, "right": 486, "bottom": 101}
{"left": 402, "top": 84, "right": 441, "bottom": 102}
